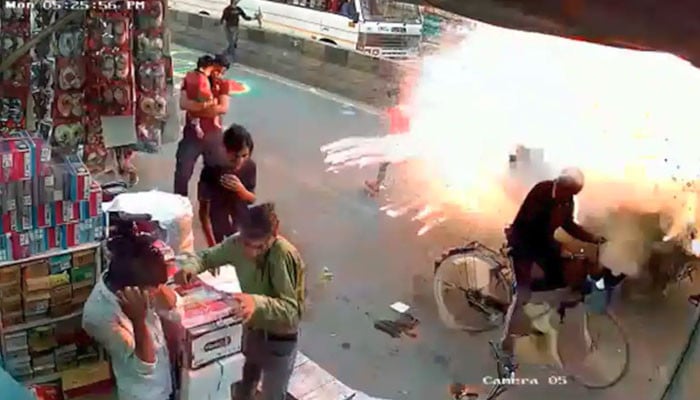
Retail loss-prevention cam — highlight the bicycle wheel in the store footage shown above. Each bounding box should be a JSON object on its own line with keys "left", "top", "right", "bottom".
{"left": 557, "top": 309, "right": 629, "bottom": 388}
{"left": 433, "top": 245, "right": 513, "bottom": 332}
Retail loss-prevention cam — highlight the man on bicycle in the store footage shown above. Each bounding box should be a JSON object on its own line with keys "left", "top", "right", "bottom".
{"left": 498, "top": 167, "right": 605, "bottom": 372}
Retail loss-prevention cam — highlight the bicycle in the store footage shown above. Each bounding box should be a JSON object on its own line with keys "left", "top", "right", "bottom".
{"left": 433, "top": 239, "right": 630, "bottom": 389}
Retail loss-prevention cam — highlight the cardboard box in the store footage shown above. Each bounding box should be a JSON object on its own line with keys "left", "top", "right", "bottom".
{"left": 32, "top": 170, "right": 54, "bottom": 205}
{"left": 0, "top": 281, "right": 21, "bottom": 298}
{"left": 0, "top": 211, "right": 10, "bottom": 233}
{"left": 0, "top": 264, "right": 20, "bottom": 284}
{"left": 1, "top": 310, "right": 23, "bottom": 327}
{"left": 50, "top": 284, "right": 72, "bottom": 306}
{"left": 17, "top": 205, "right": 33, "bottom": 232}
{"left": 71, "top": 286, "right": 92, "bottom": 304}
{"left": 50, "top": 302, "right": 75, "bottom": 318}
{"left": 17, "top": 179, "right": 32, "bottom": 208}
{"left": 0, "top": 232, "right": 12, "bottom": 262}
{"left": 24, "top": 276, "right": 51, "bottom": 292}
{"left": 49, "top": 272, "right": 71, "bottom": 288}
{"left": 88, "top": 182, "right": 102, "bottom": 217}
{"left": 180, "top": 352, "right": 245, "bottom": 400}
{"left": 70, "top": 264, "right": 94, "bottom": 289}
{"left": 33, "top": 203, "right": 52, "bottom": 228}
{"left": 23, "top": 260, "right": 49, "bottom": 278}
{"left": 11, "top": 232, "right": 30, "bottom": 260}
{"left": 1, "top": 294, "right": 22, "bottom": 314}
{"left": 4, "top": 181, "right": 17, "bottom": 211}
{"left": 0, "top": 138, "right": 32, "bottom": 182}
{"left": 29, "top": 229, "right": 48, "bottom": 255}
{"left": 24, "top": 298, "right": 50, "bottom": 316}
{"left": 23, "top": 289, "right": 51, "bottom": 302}
{"left": 65, "top": 155, "right": 91, "bottom": 202}
{"left": 184, "top": 316, "right": 243, "bottom": 369}
{"left": 61, "top": 222, "right": 80, "bottom": 248}
{"left": 72, "top": 250, "right": 96, "bottom": 268}
{"left": 44, "top": 226, "right": 59, "bottom": 250}
{"left": 48, "top": 254, "right": 72, "bottom": 274}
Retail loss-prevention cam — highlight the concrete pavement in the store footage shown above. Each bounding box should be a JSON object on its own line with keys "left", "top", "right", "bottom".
{"left": 78, "top": 45, "right": 700, "bottom": 399}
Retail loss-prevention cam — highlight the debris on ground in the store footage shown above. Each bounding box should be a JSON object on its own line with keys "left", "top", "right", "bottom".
{"left": 320, "top": 267, "right": 334, "bottom": 283}
{"left": 373, "top": 313, "right": 420, "bottom": 338}
{"left": 390, "top": 301, "right": 410, "bottom": 314}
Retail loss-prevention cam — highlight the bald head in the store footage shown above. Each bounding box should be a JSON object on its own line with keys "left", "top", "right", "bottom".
{"left": 555, "top": 167, "right": 584, "bottom": 199}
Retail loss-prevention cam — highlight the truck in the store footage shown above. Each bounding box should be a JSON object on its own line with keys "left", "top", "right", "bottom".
{"left": 172, "top": 0, "right": 423, "bottom": 59}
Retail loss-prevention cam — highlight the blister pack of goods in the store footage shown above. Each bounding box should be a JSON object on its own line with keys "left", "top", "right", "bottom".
{"left": 0, "top": 7, "right": 31, "bottom": 135}
{"left": 0, "top": 134, "right": 105, "bottom": 263}
{"left": 29, "top": 2, "right": 58, "bottom": 143}
{"left": 133, "top": 0, "right": 169, "bottom": 153}
{"left": 51, "top": 12, "right": 87, "bottom": 154}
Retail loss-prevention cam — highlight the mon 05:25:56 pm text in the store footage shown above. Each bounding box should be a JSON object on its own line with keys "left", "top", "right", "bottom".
{"left": 4, "top": 1, "right": 146, "bottom": 11}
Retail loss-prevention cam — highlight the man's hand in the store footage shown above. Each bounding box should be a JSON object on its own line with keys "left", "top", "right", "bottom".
{"left": 220, "top": 174, "right": 245, "bottom": 194}
{"left": 117, "top": 287, "right": 150, "bottom": 322}
{"left": 153, "top": 285, "right": 177, "bottom": 311}
{"left": 233, "top": 293, "right": 255, "bottom": 322}
{"left": 174, "top": 269, "right": 196, "bottom": 285}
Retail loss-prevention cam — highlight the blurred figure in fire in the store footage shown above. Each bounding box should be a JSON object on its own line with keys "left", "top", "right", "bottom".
{"left": 497, "top": 168, "right": 605, "bottom": 373}
{"left": 364, "top": 89, "right": 411, "bottom": 196}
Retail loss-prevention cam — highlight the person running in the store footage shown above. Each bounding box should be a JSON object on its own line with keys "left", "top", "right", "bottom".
{"left": 220, "top": 0, "right": 255, "bottom": 56}
{"left": 364, "top": 90, "right": 411, "bottom": 196}
{"left": 173, "top": 54, "right": 231, "bottom": 197}
{"left": 198, "top": 123, "right": 257, "bottom": 246}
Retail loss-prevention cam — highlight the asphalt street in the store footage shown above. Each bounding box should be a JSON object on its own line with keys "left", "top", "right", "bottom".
{"left": 121, "top": 44, "right": 700, "bottom": 400}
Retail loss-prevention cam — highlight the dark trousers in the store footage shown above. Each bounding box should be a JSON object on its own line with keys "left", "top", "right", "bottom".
{"left": 224, "top": 26, "right": 239, "bottom": 55}
{"left": 198, "top": 180, "right": 240, "bottom": 243}
{"left": 503, "top": 242, "right": 564, "bottom": 341}
{"left": 209, "top": 199, "right": 237, "bottom": 243}
{"left": 235, "top": 329, "right": 298, "bottom": 400}
{"left": 173, "top": 126, "right": 204, "bottom": 197}
{"left": 376, "top": 162, "right": 390, "bottom": 185}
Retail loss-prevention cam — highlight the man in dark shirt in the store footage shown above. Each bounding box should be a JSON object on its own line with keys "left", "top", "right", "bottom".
{"left": 499, "top": 168, "right": 604, "bottom": 372}
{"left": 199, "top": 123, "right": 257, "bottom": 246}
{"left": 220, "top": 0, "right": 254, "bottom": 56}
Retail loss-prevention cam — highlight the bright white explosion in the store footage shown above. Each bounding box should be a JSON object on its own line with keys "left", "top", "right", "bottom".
{"left": 321, "top": 18, "right": 700, "bottom": 274}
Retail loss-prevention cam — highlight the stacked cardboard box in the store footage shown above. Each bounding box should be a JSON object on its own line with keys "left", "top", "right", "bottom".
{"left": 1, "top": 248, "right": 99, "bottom": 378}
{"left": 0, "top": 133, "right": 105, "bottom": 262}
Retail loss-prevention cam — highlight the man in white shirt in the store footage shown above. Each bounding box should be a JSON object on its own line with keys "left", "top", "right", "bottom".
{"left": 83, "top": 234, "right": 178, "bottom": 400}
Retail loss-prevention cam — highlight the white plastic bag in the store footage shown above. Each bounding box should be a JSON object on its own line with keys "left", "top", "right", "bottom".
{"left": 102, "top": 190, "right": 195, "bottom": 254}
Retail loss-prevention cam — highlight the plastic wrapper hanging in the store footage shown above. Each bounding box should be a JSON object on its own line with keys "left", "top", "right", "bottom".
{"left": 102, "top": 190, "right": 195, "bottom": 254}
{"left": 135, "top": 0, "right": 165, "bottom": 31}
{"left": 32, "top": 5, "right": 57, "bottom": 33}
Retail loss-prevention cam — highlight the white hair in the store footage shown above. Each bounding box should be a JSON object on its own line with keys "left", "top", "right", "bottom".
{"left": 558, "top": 167, "right": 584, "bottom": 188}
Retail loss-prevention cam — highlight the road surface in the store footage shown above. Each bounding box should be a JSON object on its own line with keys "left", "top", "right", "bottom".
{"left": 126, "top": 44, "right": 700, "bottom": 400}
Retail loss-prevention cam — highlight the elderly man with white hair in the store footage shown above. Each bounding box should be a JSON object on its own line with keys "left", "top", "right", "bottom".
{"left": 496, "top": 167, "right": 607, "bottom": 375}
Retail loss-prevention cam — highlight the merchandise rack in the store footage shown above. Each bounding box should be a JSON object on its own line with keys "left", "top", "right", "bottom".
{"left": 0, "top": 242, "right": 105, "bottom": 382}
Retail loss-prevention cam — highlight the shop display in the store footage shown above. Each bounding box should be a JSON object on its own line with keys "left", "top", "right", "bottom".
{"left": 133, "top": 0, "right": 168, "bottom": 153}
{"left": 0, "top": 8, "right": 31, "bottom": 135}
{"left": 0, "top": 134, "right": 105, "bottom": 262}
{"left": 52, "top": 19, "right": 86, "bottom": 154}
{"left": 0, "top": 246, "right": 102, "bottom": 379}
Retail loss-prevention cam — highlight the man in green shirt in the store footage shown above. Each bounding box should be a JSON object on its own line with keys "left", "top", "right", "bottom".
{"left": 174, "top": 203, "right": 305, "bottom": 400}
